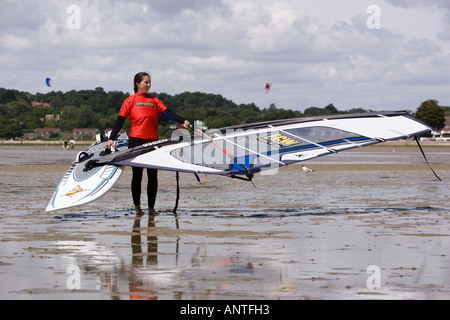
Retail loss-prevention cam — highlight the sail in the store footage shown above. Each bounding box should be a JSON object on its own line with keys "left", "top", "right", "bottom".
{"left": 92, "top": 111, "right": 431, "bottom": 177}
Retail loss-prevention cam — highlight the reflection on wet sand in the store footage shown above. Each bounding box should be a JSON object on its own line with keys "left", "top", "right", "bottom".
{"left": 1, "top": 144, "right": 450, "bottom": 299}
{"left": 130, "top": 214, "right": 159, "bottom": 300}
{"left": 126, "top": 213, "right": 274, "bottom": 300}
{"left": 43, "top": 204, "right": 449, "bottom": 300}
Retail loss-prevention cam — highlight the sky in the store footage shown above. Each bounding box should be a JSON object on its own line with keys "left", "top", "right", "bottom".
{"left": 1, "top": 0, "right": 450, "bottom": 112}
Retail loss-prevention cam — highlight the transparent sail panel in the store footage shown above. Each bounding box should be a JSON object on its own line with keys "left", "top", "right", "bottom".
{"left": 170, "top": 126, "right": 366, "bottom": 172}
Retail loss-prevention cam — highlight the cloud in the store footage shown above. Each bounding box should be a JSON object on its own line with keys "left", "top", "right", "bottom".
{"left": 382, "top": 0, "right": 450, "bottom": 39}
{"left": 0, "top": 0, "right": 449, "bottom": 111}
{"left": 384, "top": 0, "right": 450, "bottom": 9}
{"left": 146, "top": 0, "right": 225, "bottom": 15}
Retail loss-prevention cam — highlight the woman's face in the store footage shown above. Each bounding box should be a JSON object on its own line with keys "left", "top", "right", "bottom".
{"left": 137, "top": 75, "right": 151, "bottom": 93}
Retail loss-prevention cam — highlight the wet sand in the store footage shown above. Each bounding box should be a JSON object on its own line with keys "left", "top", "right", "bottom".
{"left": 1, "top": 144, "right": 450, "bottom": 300}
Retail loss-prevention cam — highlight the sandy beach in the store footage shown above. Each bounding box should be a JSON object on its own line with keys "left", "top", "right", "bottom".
{"left": 1, "top": 143, "right": 449, "bottom": 300}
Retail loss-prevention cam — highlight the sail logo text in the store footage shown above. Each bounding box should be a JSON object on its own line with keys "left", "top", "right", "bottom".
{"left": 259, "top": 133, "right": 300, "bottom": 147}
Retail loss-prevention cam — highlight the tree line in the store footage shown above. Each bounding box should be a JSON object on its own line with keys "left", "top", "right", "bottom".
{"left": 0, "top": 87, "right": 448, "bottom": 140}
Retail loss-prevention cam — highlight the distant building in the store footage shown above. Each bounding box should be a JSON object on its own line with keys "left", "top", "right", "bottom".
{"left": 432, "top": 117, "right": 450, "bottom": 137}
{"left": 31, "top": 101, "right": 51, "bottom": 108}
{"left": 443, "top": 117, "right": 450, "bottom": 136}
{"left": 60, "top": 132, "right": 75, "bottom": 140}
{"left": 72, "top": 128, "right": 99, "bottom": 139}
{"left": 22, "top": 128, "right": 60, "bottom": 139}
{"left": 22, "top": 128, "right": 99, "bottom": 140}
{"left": 45, "top": 114, "right": 60, "bottom": 121}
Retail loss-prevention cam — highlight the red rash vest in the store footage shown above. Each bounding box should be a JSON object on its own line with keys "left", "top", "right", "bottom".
{"left": 118, "top": 93, "right": 168, "bottom": 140}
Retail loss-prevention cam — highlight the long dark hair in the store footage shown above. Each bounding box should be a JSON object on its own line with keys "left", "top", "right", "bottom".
{"left": 133, "top": 72, "right": 150, "bottom": 93}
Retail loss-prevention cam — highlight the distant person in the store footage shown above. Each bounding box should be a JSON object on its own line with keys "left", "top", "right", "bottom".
{"left": 63, "top": 140, "right": 68, "bottom": 150}
{"left": 106, "top": 72, "right": 190, "bottom": 215}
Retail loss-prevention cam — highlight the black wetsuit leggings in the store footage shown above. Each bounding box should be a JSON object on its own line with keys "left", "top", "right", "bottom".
{"left": 128, "top": 137, "right": 158, "bottom": 208}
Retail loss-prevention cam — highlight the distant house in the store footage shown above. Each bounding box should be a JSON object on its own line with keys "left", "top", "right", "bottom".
{"left": 441, "top": 117, "right": 450, "bottom": 136}
{"left": 60, "top": 132, "right": 75, "bottom": 140}
{"left": 22, "top": 128, "right": 99, "bottom": 140}
{"left": 22, "top": 132, "right": 35, "bottom": 139}
{"left": 45, "top": 114, "right": 60, "bottom": 121}
{"left": 432, "top": 117, "right": 450, "bottom": 137}
{"left": 31, "top": 101, "right": 51, "bottom": 108}
{"left": 23, "top": 128, "right": 60, "bottom": 139}
{"left": 72, "top": 128, "right": 99, "bottom": 139}
{"left": 34, "top": 128, "right": 60, "bottom": 138}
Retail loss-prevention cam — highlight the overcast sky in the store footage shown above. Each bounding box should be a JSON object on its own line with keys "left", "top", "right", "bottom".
{"left": 1, "top": 0, "right": 450, "bottom": 112}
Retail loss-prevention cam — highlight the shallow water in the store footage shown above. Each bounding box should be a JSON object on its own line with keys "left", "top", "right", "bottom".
{"left": 1, "top": 144, "right": 450, "bottom": 300}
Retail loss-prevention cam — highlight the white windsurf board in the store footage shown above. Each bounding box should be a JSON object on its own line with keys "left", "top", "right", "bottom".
{"left": 46, "top": 133, "right": 128, "bottom": 212}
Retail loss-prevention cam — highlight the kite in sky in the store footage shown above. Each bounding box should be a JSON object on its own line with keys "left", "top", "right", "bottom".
{"left": 265, "top": 82, "right": 272, "bottom": 93}
{"left": 46, "top": 77, "right": 52, "bottom": 87}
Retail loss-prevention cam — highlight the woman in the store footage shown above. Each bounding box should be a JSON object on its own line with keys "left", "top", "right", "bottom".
{"left": 106, "top": 72, "right": 190, "bottom": 215}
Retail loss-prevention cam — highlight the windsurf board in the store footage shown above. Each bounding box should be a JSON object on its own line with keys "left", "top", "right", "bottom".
{"left": 46, "top": 133, "right": 128, "bottom": 212}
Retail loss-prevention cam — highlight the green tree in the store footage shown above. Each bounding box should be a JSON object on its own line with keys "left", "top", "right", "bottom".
{"left": 106, "top": 91, "right": 128, "bottom": 113}
{"left": 324, "top": 103, "right": 339, "bottom": 114}
{"left": 303, "top": 107, "right": 324, "bottom": 117}
{"left": 1, "top": 100, "right": 31, "bottom": 118}
{"left": 347, "top": 108, "right": 369, "bottom": 114}
{"left": 0, "top": 114, "right": 5, "bottom": 137}
{"left": 44, "top": 118, "right": 59, "bottom": 129}
{"left": 304, "top": 104, "right": 339, "bottom": 117}
{"left": 50, "top": 93, "right": 64, "bottom": 110}
{"left": 4, "top": 120, "right": 23, "bottom": 139}
{"left": 238, "top": 103, "right": 259, "bottom": 123}
{"left": 414, "top": 99, "right": 446, "bottom": 130}
{"left": 22, "top": 114, "right": 42, "bottom": 129}
{"left": 60, "top": 105, "right": 79, "bottom": 131}
{"left": 444, "top": 106, "right": 450, "bottom": 116}
{"left": 77, "top": 104, "right": 99, "bottom": 128}
{"left": 0, "top": 89, "right": 19, "bottom": 104}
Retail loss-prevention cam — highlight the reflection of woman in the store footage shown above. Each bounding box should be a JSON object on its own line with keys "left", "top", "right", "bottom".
{"left": 106, "top": 72, "right": 190, "bottom": 215}
{"left": 130, "top": 214, "right": 158, "bottom": 300}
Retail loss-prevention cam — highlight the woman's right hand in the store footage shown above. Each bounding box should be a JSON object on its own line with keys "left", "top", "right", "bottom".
{"left": 106, "top": 139, "right": 114, "bottom": 149}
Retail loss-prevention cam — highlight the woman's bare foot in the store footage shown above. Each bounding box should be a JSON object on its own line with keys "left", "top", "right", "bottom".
{"left": 135, "top": 205, "right": 145, "bottom": 216}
